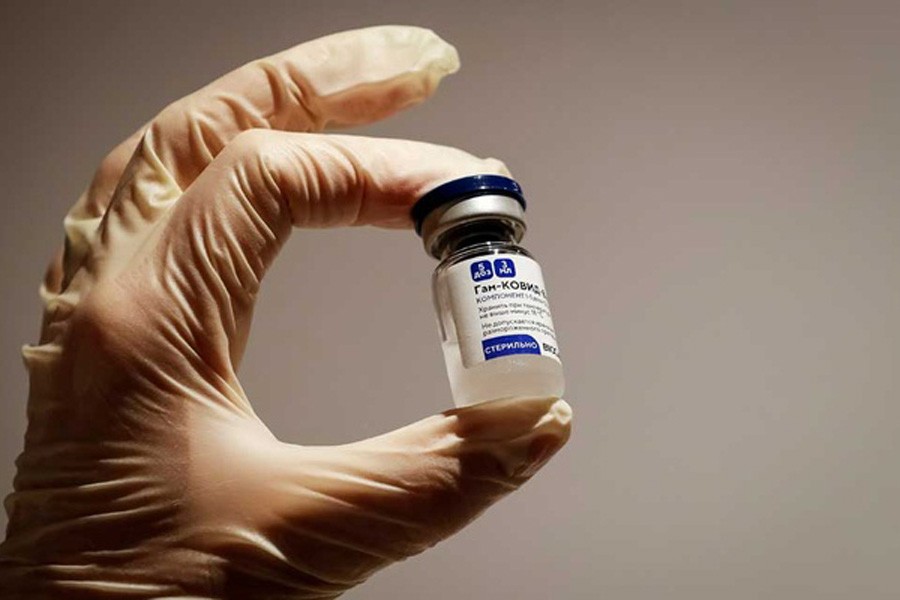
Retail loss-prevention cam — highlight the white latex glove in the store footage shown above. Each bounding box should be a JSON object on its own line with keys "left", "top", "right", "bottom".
{"left": 0, "top": 26, "right": 572, "bottom": 599}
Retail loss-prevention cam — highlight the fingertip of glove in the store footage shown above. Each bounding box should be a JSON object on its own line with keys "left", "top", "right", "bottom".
{"left": 548, "top": 398, "right": 574, "bottom": 441}
{"left": 399, "top": 25, "right": 460, "bottom": 82}
{"left": 521, "top": 399, "right": 573, "bottom": 475}
{"left": 447, "top": 397, "right": 573, "bottom": 443}
{"left": 359, "top": 25, "right": 460, "bottom": 72}
{"left": 428, "top": 35, "right": 460, "bottom": 77}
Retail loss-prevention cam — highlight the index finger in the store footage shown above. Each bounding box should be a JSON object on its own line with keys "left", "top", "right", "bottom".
{"left": 57, "top": 26, "right": 459, "bottom": 290}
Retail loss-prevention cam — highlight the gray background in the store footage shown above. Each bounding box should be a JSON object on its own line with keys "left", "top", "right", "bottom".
{"left": 2, "top": 1, "right": 899, "bottom": 598}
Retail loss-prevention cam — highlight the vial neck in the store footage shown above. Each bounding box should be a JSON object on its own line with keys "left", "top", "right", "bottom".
{"left": 434, "top": 221, "right": 520, "bottom": 260}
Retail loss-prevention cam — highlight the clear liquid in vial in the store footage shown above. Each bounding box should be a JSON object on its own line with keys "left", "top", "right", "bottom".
{"left": 441, "top": 339, "right": 565, "bottom": 407}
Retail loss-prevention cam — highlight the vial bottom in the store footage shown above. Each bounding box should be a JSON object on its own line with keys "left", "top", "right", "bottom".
{"left": 442, "top": 340, "right": 565, "bottom": 407}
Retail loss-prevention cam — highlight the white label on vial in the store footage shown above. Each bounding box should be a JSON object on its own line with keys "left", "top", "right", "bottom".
{"left": 446, "top": 253, "right": 561, "bottom": 367}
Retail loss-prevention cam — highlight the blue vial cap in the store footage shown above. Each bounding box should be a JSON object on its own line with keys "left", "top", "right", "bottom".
{"left": 411, "top": 174, "right": 526, "bottom": 236}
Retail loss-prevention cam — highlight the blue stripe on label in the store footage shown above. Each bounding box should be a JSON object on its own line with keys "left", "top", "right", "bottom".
{"left": 482, "top": 334, "right": 541, "bottom": 360}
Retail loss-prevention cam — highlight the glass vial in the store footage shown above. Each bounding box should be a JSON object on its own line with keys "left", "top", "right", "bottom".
{"left": 411, "top": 175, "right": 565, "bottom": 407}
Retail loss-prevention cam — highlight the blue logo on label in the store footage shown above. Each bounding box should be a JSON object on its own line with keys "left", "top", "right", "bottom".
{"left": 493, "top": 258, "right": 516, "bottom": 278}
{"left": 482, "top": 334, "right": 541, "bottom": 360}
{"left": 470, "top": 260, "right": 493, "bottom": 281}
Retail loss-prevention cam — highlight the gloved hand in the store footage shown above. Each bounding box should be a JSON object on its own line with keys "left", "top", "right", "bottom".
{"left": 0, "top": 26, "right": 572, "bottom": 599}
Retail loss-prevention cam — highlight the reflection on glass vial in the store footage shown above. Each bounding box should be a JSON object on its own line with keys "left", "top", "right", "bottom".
{"left": 412, "top": 175, "right": 564, "bottom": 407}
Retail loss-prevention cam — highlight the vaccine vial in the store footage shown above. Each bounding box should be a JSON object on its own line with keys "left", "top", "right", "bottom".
{"left": 412, "top": 175, "right": 565, "bottom": 407}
